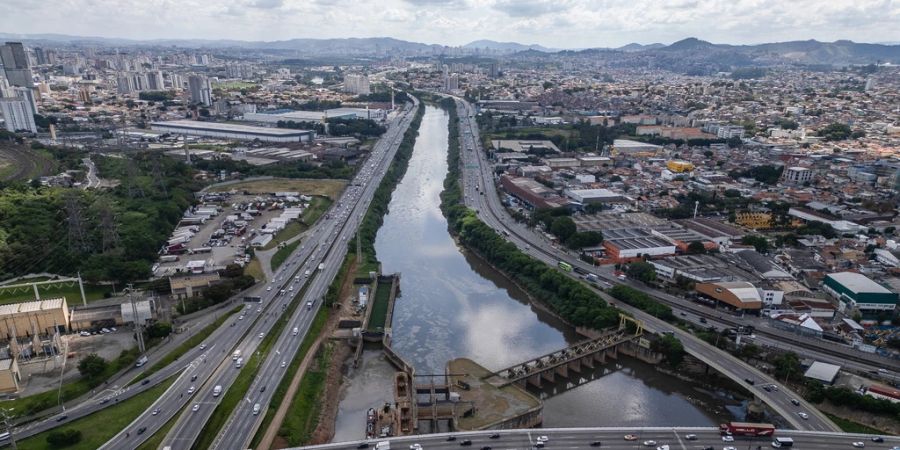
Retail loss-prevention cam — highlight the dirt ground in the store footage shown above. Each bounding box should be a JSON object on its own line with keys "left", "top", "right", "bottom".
{"left": 209, "top": 178, "right": 348, "bottom": 200}
{"left": 817, "top": 400, "right": 900, "bottom": 435}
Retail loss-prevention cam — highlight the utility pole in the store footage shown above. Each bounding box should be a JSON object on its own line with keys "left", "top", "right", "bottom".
{"left": 56, "top": 338, "right": 69, "bottom": 412}
{"left": 127, "top": 284, "right": 146, "bottom": 353}
{"left": 0, "top": 408, "right": 17, "bottom": 450}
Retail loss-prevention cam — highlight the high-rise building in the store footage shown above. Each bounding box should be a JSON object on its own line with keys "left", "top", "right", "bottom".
{"left": 147, "top": 71, "right": 165, "bottom": 91}
{"left": 117, "top": 73, "right": 134, "bottom": 94}
{"left": 169, "top": 73, "right": 185, "bottom": 90}
{"left": 33, "top": 47, "right": 47, "bottom": 65}
{"left": 188, "top": 74, "right": 212, "bottom": 106}
{"left": 489, "top": 62, "right": 499, "bottom": 78}
{"left": 1, "top": 42, "right": 34, "bottom": 87}
{"left": 444, "top": 73, "right": 459, "bottom": 91}
{"left": 0, "top": 87, "right": 37, "bottom": 133}
{"left": 343, "top": 74, "right": 370, "bottom": 95}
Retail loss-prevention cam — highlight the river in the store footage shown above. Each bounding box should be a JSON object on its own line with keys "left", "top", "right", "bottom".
{"left": 331, "top": 106, "right": 736, "bottom": 442}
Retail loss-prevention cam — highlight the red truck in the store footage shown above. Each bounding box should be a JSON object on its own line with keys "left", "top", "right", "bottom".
{"left": 719, "top": 422, "right": 775, "bottom": 437}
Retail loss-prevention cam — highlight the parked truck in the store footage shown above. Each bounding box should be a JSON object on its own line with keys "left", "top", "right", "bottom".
{"left": 719, "top": 422, "right": 775, "bottom": 437}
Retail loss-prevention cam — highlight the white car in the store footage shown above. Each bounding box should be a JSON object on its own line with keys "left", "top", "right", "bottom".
{"left": 410, "top": 445, "right": 422, "bottom": 450}
{"left": 259, "top": 333, "right": 264, "bottom": 339}
{"left": 199, "top": 344, "right": 206, "bottom": 350}
{"left": 642, "top": 441, "right": 656, "bottom": 447}
{"left": 724, "top": 447, "right": 737, "bottom": 450}
{"left": 537, "top": 436, "right": 548, "bottom": 443}
{"left": 281, "top": 361, "right": 287, "bottom": 368}
{"left": 192, "top": 404, "right": 200, "bottom": 412}
{"left": 798, "top": 412, "right": 809, "bottom": 420}
{"left": 722, "top": 435, "right": 734, "bottom": 442}
{"left": 187, "top": 386, "right": 195, "bottom": 395}
{"left": 852, "top": 443, "right": 865, "bottom": 448}
{"left": 266, "top": 286, "right": 272, "bottom": 291}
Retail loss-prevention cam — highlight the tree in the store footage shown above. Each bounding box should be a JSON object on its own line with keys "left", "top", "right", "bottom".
{"left": 626, "top": 261, "right": 657, "bottom": 284}
{"left": 652, "top": 335, "right": 685, "bottom": 367}
{"left": 818, "top": 123, "right": 853, "bottom": 141}
{"left": 566, "top": 231, "right": 603, "bottom": 249}
{"left": 739, "top": 343, "right": 760, "bottom": 360}
{"left": 741, "top": 235, "right": 770, "bottom": 253}
{"left": 77, "top": 353, "right": 108, "bottom": 382}
{"left": 686, "top": 241, "right": 706, "bottom": 255}
{"left": 47, "top": 429, "right": 82, "bottom": 447}
{"left": 146, "top": 322, "right": 173, "bottom": 339}
{"left": 550, "top": 216, "right": 577, "bottom": 242}
{"left": 773, "top": 351, "right": 801, "bottom": 381}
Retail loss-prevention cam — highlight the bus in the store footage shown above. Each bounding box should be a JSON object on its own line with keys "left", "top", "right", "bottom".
{"left": 558, "top": 261, "right": 573, "bottom": 272}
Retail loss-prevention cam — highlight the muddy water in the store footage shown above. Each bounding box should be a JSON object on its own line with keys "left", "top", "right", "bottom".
{"left": 330, "top": 106, "right": 733, "bottom": 443}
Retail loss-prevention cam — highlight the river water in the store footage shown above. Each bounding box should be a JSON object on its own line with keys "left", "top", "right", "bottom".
{"left": 331, "top": 106, "right": 735, "bottom": 442}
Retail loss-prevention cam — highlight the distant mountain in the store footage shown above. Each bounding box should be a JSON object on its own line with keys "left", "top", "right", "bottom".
{"left": 616, "top": 42, "right": 665, "bottom": 52}
{"left": 463, "top": 40, "right": 556, "bottom": 53}
{"left": 662, "top": 37, "right": 719, "bottom": 52}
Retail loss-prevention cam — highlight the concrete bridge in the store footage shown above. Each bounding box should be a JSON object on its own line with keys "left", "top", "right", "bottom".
{"left": 483, "top": 316, "right": 643, "bottom": 390}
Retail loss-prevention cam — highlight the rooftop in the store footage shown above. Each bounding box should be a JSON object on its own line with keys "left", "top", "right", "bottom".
{"left": 826, "top": 272, "right": 893, "bottom": 294}
{"left": 150, "top": 120, "right": 313, "bottom": 136}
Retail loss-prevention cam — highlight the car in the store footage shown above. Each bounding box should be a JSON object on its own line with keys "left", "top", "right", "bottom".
{"left": 56, "top": 415, "right": 68, "bottom": 422}
{"left": 257, "top": 308, "right": 262, "bottom": 313}
{"left": 141, "top": 379, "right": 150, "bottom": 385}
{"left": 790, "top": 398, "right": 800, "bottom": 406}
{"left": 192, "top": 404, "right": 200, "bottom": 412}
{"left": 281, "top": 361, "right": 287, "bottom": 368}
{"left": 721, "top": 436, "right": 734, "bottom": 442}
{"left": 656, "top": 446, "right": 669, "bottom": 450}
{"left": 110, "top": 327, "right": 117, "bottom": 332}
{"left": 260, "top": 385, "right": 266, "bottom": 392}
{"left": 589, "top": 442, "right": 602, "bottom": 447}
{"left": 537, "top": 436, "right": 548, "bottom": 443}
{"left": 624, "top": 435, "right": 638, "bottom": 441}
{"left": 267, "top": 286, "right": 272, "bottom": 291}
{"left": 199, "top": 344, "right": 206, "bottom": 350}
{"left": 446, "top": 436, "right": 457, "bottom": 442}
{"left": 191, "top": 374, "right": 198, "bottom": 382}
{"left": 357, "top": 444, "right": 370, "bottom": 449}
{"left": 744, "top": 378, "right": 755, "bottom": 385}
{"left": 100, "top": 398, "right": 109, "bottom": 404}
{"left": 137, "top": 426, "right": 147, "bottom": 435}
{"left": 238, "top": 315, "right": 244, "bottom": 320}
{"left": 763, "top": 385, "right": 772, "bottom": 392}
{"left": 480, "top": 447, "right": 491, "bottom": 450}
{"left": 535, "top": 443, "right": 544, "bottom": 448}
{"left": 642, "top": 441, "right": 656, "bottom": 447}
{"left": 871, "top": 437, "right": 883, "bottom": 443}
{"left": 723, "top": 447, "right": 736, "bottom": 450}
{"left": 684, "top": 434, "right": 697, "bottom": 440}
{"left": 152, "top": 408, "right": 160, "bottom": 416}
{"left": 187, "top": 386, "right": 195, "bottom": 395}
{"left": 798, "top": 412, "right": 809, "bottom": 420}
{"left": 460, "top": 440, "right": 472, "bottom": 446}
{"left": 489, "top": 433, "right": 500, "bottom": 439}
{"left": 410, "top": 445, "right": 422, "bottom": 450}
{"left": 852, "top": 443, "right": 865, "bottom": 448}
{"left": 259, "top": 332, "right": 264, "bottom": 339}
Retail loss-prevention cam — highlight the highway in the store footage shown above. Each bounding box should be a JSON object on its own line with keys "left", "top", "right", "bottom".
{"left": 450, "top": 97, "right": 839, "bottom": 433}
{"left": 211, "top": 96, "right": 421, "bottom": 450}
{"left": 92, "top": 98, "right": 419, "bottom": 450}
{"left": 288, "top": 428, "right": 898, "bottom": 450}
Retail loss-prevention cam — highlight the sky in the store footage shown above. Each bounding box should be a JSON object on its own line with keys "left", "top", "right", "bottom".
{"left": 2, "top": 0, "right": 899, "bottom": 48}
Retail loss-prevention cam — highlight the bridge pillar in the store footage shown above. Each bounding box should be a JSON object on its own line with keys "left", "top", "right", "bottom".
{"left": 581, "top": 355, "right": 595, "bottom": 369}
{"left": 567, "top": 358, "right": 582, "bottom": 374}
{"left": 554, "top": 363, "right": 568, "bottom": 379}
{"left": 540, "top": 369, "right": 555, "bottom": 384}
{"left": 527, "top": 373, "right": 543, "bottom": 388}
{"left": 594, "top": 351, "right": 606, "bottom": 364}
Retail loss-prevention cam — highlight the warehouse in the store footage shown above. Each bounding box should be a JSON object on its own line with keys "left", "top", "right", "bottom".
{"left": 564, "top": 188, "right": 627, "bottom": 205}
{"left": 150, "top": 120, "right": 315, "bottom": 143}
{"left": 695, "top": 281, "right": 763, "bottom": 310}
{"left": 823, "top": 272, "right": 898, "bottom": 312}
{"left": 601, "top": 228, "right": 676, "bottom": 262}
{"left": 499, "top": 175, "right": 568, "bottom": 209}
{"left": 0, "top": 298, "right": 69, "bottom": 338}
{"left": 611, "top": 139, "right": 662, "bottom": 157}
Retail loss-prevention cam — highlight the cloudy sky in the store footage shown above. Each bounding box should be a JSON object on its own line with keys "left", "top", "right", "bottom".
{"left": 2, "top": 0, "right": 899, "bottom": 48}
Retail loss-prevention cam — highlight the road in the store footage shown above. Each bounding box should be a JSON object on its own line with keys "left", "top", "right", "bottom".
{"left": 450, "top": 97, "right": 838, "bottom": 432}
{"left": 82, "top": 157, "right": 101, "bottom": 188}
{"left": 288, "top": 427, "right": 897, "bottom": 450}
{"left": 93, "top": 97, "right": 419, "bottom": 450}
{"left": 211, "top": 96, "right": 421, "bottom": 450}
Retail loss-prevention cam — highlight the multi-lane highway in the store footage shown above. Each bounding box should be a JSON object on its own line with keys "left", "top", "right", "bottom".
{"left": 289, "top": 428, "right": 898, "bottom": 450}
{"left": 211, "top": 97, "right": 421, "bottom": 450}
{"left": 92, "top": 98, "right": 419, "bottom": 450}
{"left": 450, "top": 97, "right": 839, "bottom": 433}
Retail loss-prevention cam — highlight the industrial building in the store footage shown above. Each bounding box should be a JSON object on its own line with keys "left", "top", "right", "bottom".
{"left": 564, "top": 188, "right": 627, "bottom": 205}
{"left": 0, "top": 297, "right": 69, "bottom": 338}
{"left": 695, "top": 281, "right": 763, "bottom": 310}
{"left": 150, "top": 120, "right": 315, "bottom": 143}
{"left": 241, "top": 107, "right": 385, "bottom": 124}
{"left": 601, "top": 228, "right": 676, "bottom": 262}
{"left": 499, "top": 175, "right": 568, "bottom": 210}
{"left": 735, "top": 212, "right": 773, "bottom": 230}
{"left": 491, "top": 140, "right": 560, "bottom": 154}
{"left": 169, "top": 272, "right": 222, "bottom": 300}
{"left": 611, "top": 139, "right": 662, "bottom": 157}
{"left": 823, "top": 272, "right": 898, "bottom": 312}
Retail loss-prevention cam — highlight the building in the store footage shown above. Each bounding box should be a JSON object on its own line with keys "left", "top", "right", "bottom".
{"left": 169, "top": 273, "right": 221, "bottom": 300}
{"left": 695, "top": 281, "right": 763, "bottom": 310}
{"left": 564, "top": 188, "right": 626, "bottom": 205}
{"left": 343, "top": 74, "right": 370, "bottom": 95}
{"left": 783, "top": 166, "right": 813, "bottom": 185}
{"left": 0, "top": 358, "right": 21, "bottom": 393}
{"left": 116, "top": 73, "right": 134, "bottom": 94}
{"left": 735, "top": 212, "right": 773, "bottom": 230}
{"left": 601, "top": 228, "right": 676, "bottom": 262}
{"left": 147, "top": 71, "right": 165, "bottom": 91}
{"left": 188, "top": 74, "right": 212, "bottom": 106}
{"left": 716, "top": 125, "right": 745, "bottom": 139}
{"left": 499, "top": 175, "right": 567, "bottom": 210}
{"left": 150, "top": 120, "right": 315, "bottom": 143}
{"left": 492, "top": 140, "right": 560, "bottom": 154}
{"left": 0, "top": 42, "right": 34, "bottom": 87}
{"left": 0, "top": 298, "right": 69, "bottom": 338}
{"left": 804, "top": 361, "right": 841, "bottom": 385}
{"left": 823, "top": 272, "right": 898, "bottom": 312}
{"left": 611, "top": 139, "right": 662, "bottom": 157}
{"left": 0, "top": 95, "right": 37, "bottom": 133}
{"left": 787, "top": 207, "right": 863, "bottom": 233}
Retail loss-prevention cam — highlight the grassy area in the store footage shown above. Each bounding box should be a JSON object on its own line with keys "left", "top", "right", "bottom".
{"left": 825, "top": 413, "right": 888, "bottom": 435}
{"left": 131, "top": 305, "right": 242, "bottom": 384}
{"left": 4, "top": 348, "right": 140, "bottom": 419}
{"left": 209, "top": 178, "right": 347, "bottom": 200}
{"left": 271, "top": 240, "right": 301, "bottom": 271}
{"left": 276, "top": 343, "right": 331, "bottom": 446}
{"left": 192, "top": 280, "right": 309, "bottom": 449}
{"left": 14, "top": 377, "right": 175, "bottom": 450}
{"left": 244, "top": 258, "right": 265, "bottom": 281}
{"left": 262, "top": 196, "right": 333, "bottom": 250}
{"left": 0, "top": 278, "right": 113, "bottom": 305}
{"left": 249, "top": 307, "right": 328, "bottom": 448}
{"left": 367, "top": 280, "right": 391, "bottom": 331}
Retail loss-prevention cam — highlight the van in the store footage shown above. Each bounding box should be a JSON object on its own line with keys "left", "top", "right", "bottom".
{"left": 213, "top": 385, "right": 222, "bottom": 397}
{"left": 253, "top": 403, "right": 261, "bottom": 415}
{"left": 236, "top": 358, "right": 244, "bottom": 368}
{"left": 135, "top": 356, "right": 148, "bottom": 367}
{"left": 306, "top": 301, "right": 313, "bottom": 310}
{"left": 292, "top": 327, "right": 299, "bottom": 336}
{"left": 233, "top": 350, "right": 241, "bottom": 361}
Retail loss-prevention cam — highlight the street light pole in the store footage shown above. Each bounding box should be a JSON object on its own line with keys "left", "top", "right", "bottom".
{"left": 1, "top": 408, "right": 18, "bottom": 450}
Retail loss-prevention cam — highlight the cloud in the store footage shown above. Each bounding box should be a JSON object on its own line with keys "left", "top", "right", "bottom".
{"left": 492, "top": 0, "right": 572, "bottom": 17}
{"left": 248, "top": 0, "right": 283, "bottom": 9}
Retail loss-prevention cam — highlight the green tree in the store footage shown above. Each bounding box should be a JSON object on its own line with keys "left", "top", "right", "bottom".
{"left": 566, "top": 231, "right": 603, "bottom": 249}
{"left": 741, "top": 235, "right": 770, "bottom": 253}
{"left": 626, "top": 261, "right": 657, "bottom": 284}
{"left": 77, "top": 353, "right": 108, "bottom": 382}
{"left": 773, "top": 351, "right": 801, "bottom": 381}
{"left": 47, "top": 429, "right": 82, "bottom": 447}
{"left": 652, "top": 335, "right": 685, "bottom": 367}
{"left": 146, "top": 322, "right": 173, "bottom": 339}
{"left": 550, "top": 216, "right": 577, "bottom": 242}
{"left": 686, "top": 241, "right": 706, "bottom": 254}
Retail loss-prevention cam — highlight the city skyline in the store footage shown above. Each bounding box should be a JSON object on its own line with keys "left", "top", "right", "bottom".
{"left": 2, "top": 0, "right": 899, "bottom": 49}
